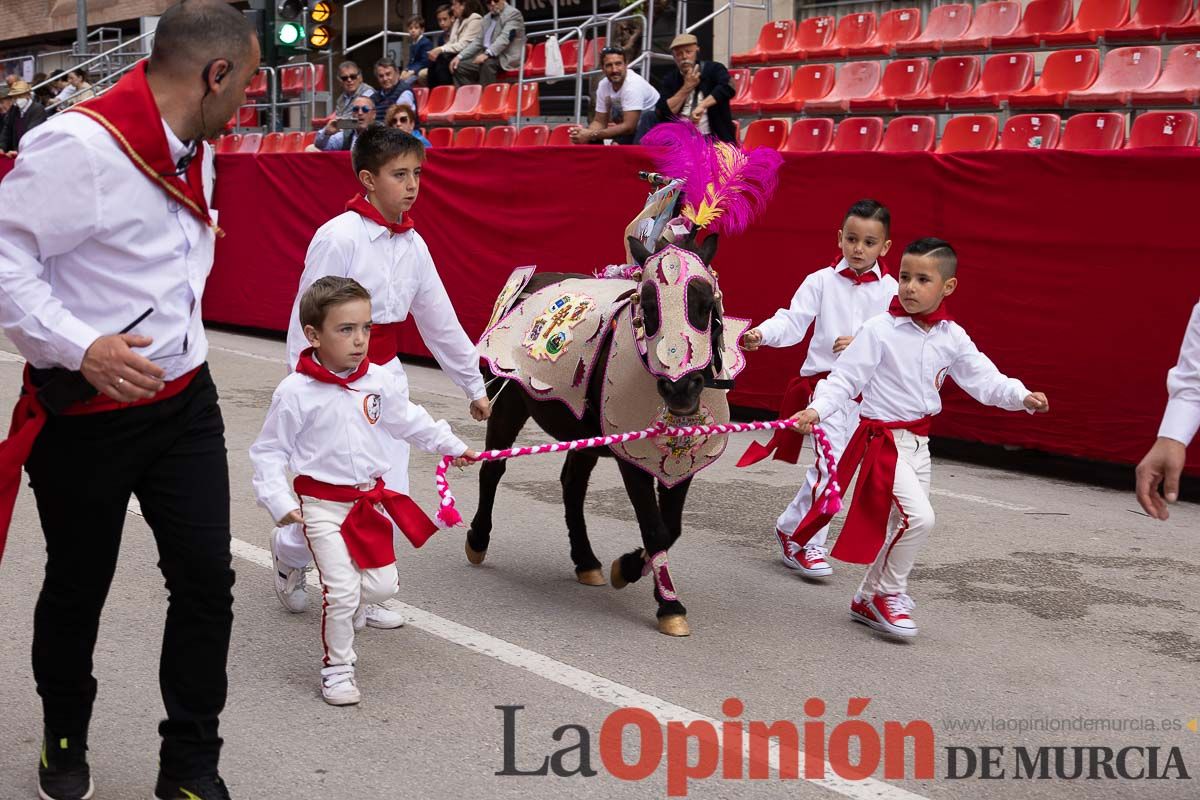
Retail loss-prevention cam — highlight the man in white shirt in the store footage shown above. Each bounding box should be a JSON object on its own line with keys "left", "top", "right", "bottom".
{"left": 570, "top": 46, "right": 659, "bottom": 144}
{"left": 0, "top": 2, "right": 259, "bottom": 798}
{"left": 1136, "top": 299, "right": 1199, "bottom": 519}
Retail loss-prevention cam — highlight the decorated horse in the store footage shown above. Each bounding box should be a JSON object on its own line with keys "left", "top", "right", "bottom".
{"left": 469, "top": 124, "right": 782, "bottom": 636}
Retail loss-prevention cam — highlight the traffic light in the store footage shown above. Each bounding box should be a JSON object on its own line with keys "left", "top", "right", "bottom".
{"left": 274, "top": 0, "right": 306, "bottom": 55}
{"left": 308, "top": 1, "right": 335, "bottom": 51}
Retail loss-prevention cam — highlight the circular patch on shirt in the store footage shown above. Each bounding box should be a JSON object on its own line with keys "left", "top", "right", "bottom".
{"left": 363, "top": 393, "right": 382, "bottom": 424}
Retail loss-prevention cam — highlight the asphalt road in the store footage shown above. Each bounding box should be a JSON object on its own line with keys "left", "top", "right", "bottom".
{"left": 1, "top": 328, "right": 1196, "bottom": 800}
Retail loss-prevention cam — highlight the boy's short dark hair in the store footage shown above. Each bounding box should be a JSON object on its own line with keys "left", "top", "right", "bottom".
{"left": 436, "top": 4, "right": 452, "bottom": 15}
{"left": 353, "top": 125, "right": 425, "bottom": 174}
{"left": 407, "top": 14, "right": 426, "bottom": 28}
{"left": 300, "top": 276, "right": 372, "bottom": 331}
{"left": 843, "top": 199, "right": 890, "bottom": 237}
{"left": 904, "top": 237, "right": 957, "bottom": 278}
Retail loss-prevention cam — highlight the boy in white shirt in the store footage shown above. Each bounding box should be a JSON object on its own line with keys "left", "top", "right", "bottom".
{"left": 272, "top": 126, "right": 489, "bottom": 621}
{"left": 740, "top": 200, "right": 898, "bottom": 578}
{"left": 790, "top": 238, "right": 1049, "bottom": 639}
{"left": 251, "top": 276, "right": 477, "bottom": 705}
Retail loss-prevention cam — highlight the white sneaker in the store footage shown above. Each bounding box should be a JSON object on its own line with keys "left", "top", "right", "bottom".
{"left": 355, "top": 603, "right": 405, "bottom": 630}
{"left": 320, "top": 665, "right": 361, "bottom": 706}
{"left": 271, "top": 528, "right": 308, "bottom": 613}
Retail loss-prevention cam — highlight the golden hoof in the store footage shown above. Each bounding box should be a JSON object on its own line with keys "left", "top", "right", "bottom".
{"left": 576, "top": 568, "right": 605, "bottom": 586}
{"left": 657, "top": 615, "right": 690, "bottom": 637}
{"left": 465, "top": 539, "right": 487, "bottom": 565}
{"left": 609, "top": 558, "right": 628, "bottom": 589}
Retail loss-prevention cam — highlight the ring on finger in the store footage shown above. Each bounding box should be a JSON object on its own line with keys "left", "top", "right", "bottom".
{"left": 115, "top": 377, "right": 125, "bottom": 388}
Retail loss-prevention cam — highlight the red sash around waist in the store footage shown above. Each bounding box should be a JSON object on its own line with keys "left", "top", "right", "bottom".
{"left": 366, "top": 322, "right": 404, "bottom": 367}
{"left": 736, "top": 372, "right": 830, "bottom": 467}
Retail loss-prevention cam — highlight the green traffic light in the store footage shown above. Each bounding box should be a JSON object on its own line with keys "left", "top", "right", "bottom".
{"left": 277, "top": 22, "right": 303, "bottom": 45}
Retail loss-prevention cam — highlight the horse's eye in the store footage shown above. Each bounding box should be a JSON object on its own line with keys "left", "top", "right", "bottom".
{"left": 640, "top": 282, "right": 661, "bottom": 337}
{"left": 686, "top": 281, "right": 712, "bottom": 330}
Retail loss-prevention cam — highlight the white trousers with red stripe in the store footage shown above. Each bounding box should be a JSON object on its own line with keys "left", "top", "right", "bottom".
{"left": 299, "top": 495, "right": 399, "bottom": 667}
{"left": 856, "top": 429, "right": 934, "bottom": 598}
{"left": 775, "top": 397, "right": 860, "bottom": 548}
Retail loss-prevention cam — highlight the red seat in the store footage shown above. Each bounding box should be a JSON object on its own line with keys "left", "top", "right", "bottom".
{"left": 733, "top": 20, "right": 797, "bottom": 64}
{"left": 937, "top": 114, "right": 998, "bottom": 151}
{"left": 1067, "top": 46, "right": 1161, "bottom": 106}
{"left": 733, "top": 67, "right": 792, "bottom": 115}
{"left": 473, "top": 84, "right": 510, "bottom": 121}
{"left": 896, "top": 4, "right": 973, "bottom": 54}
{"left": 584, "top": 37, "right": 605, "bottom": 72}
{"left": 1133, "top": 43, "right": 1200, "bottom": 105}
{"left": 559, "top": 39, "right": 583, "bottom": 73}
{"left": 742, "top": 118, "right": 789, "bottom": 150}
{"left": 1165, "top": 4, "right": 1200, "bottom": 39}
{"left": 433, "top": 84, "right": 482, "bottom": 123}
{"left": 514, "top": 124, "right": 549, "bottom": 146}
{"left": 484, "top": 125, "right": 517, "bottom": 147}
{"left": 785, "top": 16, "right": 835, "bottom": 59}
{"left": 1041, "top": 0, "right": 1129, "bottom": 44}
{"left": 301, "top": 131, "right": 318, "bottom": 149}
{"left": 830, "top": 117, "right": 884, "bottom": 151}
{"left": 279, "top": 131, "right": 306, "bottom": 153}
{"left": 880, "top": 115, "right": 937, "bottom": 151}
{"left": 422, "top": 85, "right": 456, "bottom": 123}
{"left": 728, "top": 68, "right": 752, "bottom": 106}
{"left": 280, "top": 64, "right": 326, "bottom": 97}
{"left": 1106, "top": 0, "right": 1191, "bottom": 40}
{"left": 1128, "top": 110, "right": 1198, "bottom": 145}
{"left": 806, "top": 12, "right": 877, "bottom": 59}
{"left": 944, "top": 1, "right": 1022, "bottom": 51}
{"left": 215, "top": 134, "right": 242, "bottom": 154}
{"left": 946, "top": 52, "right": 1033, "bottom": 109}
{"left": 897, "top": 55, "right": 981, "bottom": 110}
{"left": 244, "top": 71, "right": 269, "bottom": 99}
{"left": 548, "top": 124, "right": 576, "bottom": 145}
{"left": 236, "top": 132, "right": 263, "bottom": 153}
{"left": 993, "top": 0, "right": 1073, "bottom": 47}
{"left": 498, "top": 44, "right": 534, "bottom": 80}
{"left": 412, "top": 86, "right": 429, "bottom": 111}
{"left": 999, "top": 113, "right": 1062, "bottom": 148}
{"left": 453, "top": 126, "right": 485, "bottom": 147}
{"left": 1059, "top": 111, "right": 1126, "bottom": 148}
{"left": 761, "top": 64, "right": 836, "bottom": 112}
{"left": 783, "top": 117, "right": 834, "bottom": 151}
{"left": 804, "top": 61, "right": 883, "bottom": 112}
{"left": 310, "top": 112, "right": 333, "bottom": 130}
{"left": 235, "top": 106, "right": 258, "bottom": 128}
{"left": 426, "top": 127, "right": 454, "bottom": 147}
{"left": 851, "top": 58, "right": 930, "bottom": 111}
{"left": 1007, "top": 49, "right": 1100, "bottom": 108}
{"left": 845, "top": 8, "right": 922, "bottom": 56}
{"left": 503, "top": 82, "right": 540, "bottom": 118}
{"left": 258, "top": 132, "right": 286, "bottom": 153}
{"left": 519, "top": 42, "right": 547, "bottom": 79}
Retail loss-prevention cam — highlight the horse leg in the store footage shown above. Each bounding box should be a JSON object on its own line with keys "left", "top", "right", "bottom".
{"left": 561, "top": 449, "right": 604, "bottom": 585}
{"left": 657, "top": 476, "right": 692, "bottom": 552}
{"left": 466, "top": 381, "right": 530, "bottom": 565}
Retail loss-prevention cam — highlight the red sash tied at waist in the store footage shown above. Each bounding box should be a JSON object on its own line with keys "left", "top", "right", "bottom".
{"left": 737, "top": 372, "right": 830, "bottom": 467}
{"left": 293, "top": 474, "right": 438, "bottom": 569}
{"left": 366, "top": 322, "right": 404, "bottom": 367}
{"left": 790, "top": 415, "right": 933, "bottom": 565}
{"left": 0, "top": 365, "right": 201, "bottom": 564}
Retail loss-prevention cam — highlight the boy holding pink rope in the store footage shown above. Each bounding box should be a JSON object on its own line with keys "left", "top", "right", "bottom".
{"left": 790, "top": 238, "right": 1049, "bottom": 639}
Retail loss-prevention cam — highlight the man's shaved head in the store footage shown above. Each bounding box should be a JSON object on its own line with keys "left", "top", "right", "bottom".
{"left": 150, "top": 0, "right": 256, "bottom": 76}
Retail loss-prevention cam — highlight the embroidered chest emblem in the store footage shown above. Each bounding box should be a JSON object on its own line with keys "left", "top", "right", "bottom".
{"left": 363, "top": 393, "right": 382, "bottom": 424}
{"left": 522, "top": 293, "right": 595, "bottom": 363}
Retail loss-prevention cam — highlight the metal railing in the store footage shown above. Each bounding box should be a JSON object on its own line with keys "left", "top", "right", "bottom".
{"left": 342, "top": 0, "right": 410, "bottom": 58}
{"left": 38, "top": 30, "right": 154, "bottom": 111}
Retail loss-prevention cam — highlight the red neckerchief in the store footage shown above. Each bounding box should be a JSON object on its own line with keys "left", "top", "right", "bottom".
{"left": 346, "top": 194, "right": 415, "bottom": 236}
{"left": 888, "top": 296, "right": 953, "bottom": 326}
{"left": 295, "top": 348, "right": 369, "bottom": 387}
{"left": 837, "top": 263, "right": 881, "bottom": 285}
{"left": 67, "top": 61, "right": 220, "bottom": 236}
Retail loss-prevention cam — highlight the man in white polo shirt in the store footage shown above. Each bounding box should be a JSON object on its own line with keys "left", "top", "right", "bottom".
{"left": 570, "top": 45, "right": 659, "bottom": 145}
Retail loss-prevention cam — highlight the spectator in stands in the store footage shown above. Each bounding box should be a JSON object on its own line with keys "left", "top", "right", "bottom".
{"left": 386, "top": 103, "right": 431, "bottom": 147}
{"left": 335, "top": 60, "right": 376, "bottom": 118}
{"left": 452, "top": 0, "right": 525, "bottom": 87}
{"left": 316, "top": 94, "right": 377, "bottom": 151}
{"left": 49, "top": 72, "right": 76, "bottom": 107}
{"left": 655, "top": 33, "right": 736, "bottom": 143}
{"left": 31, "top": 73, "right": 54, "bottom": 107}
{"left": 1, "top": 80, "right": 47, "bottom": 157}
{"left": 428, "top": 0, "right": 484, "bottom": 88}
{"left": 373, "top": 57, "right": 416, "bottom": 123}
{"left": 0, "top": 86, "right": 11, "bottom": 147}
{"left": 66, "top": 68, "right": 94, "bottom": 104}
{"left": 419, "top": 4, "right": 454, "bottom": 85}
{"left": 570, "top": 46, "right": 659, "bottom": 145}
{"left": 399, "top": 16, "right": 434, "bottom": 93}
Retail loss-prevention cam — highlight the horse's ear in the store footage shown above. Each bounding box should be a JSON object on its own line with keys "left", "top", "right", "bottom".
{"left": 628, "top": 236, "right": 653, "bottom": 267}
{"left": 696, "top": 233, "right": 719, "bottom": 266}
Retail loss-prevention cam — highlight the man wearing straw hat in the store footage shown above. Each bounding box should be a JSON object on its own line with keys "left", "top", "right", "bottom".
{"left": 1, "top": 79, "right": 48, "bottom": 156}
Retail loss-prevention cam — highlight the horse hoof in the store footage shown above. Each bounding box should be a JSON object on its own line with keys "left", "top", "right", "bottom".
{"left": 609, "top": 558, "right": 628, "bottom": 589}
{"left": 465, "top": 539, "right": 487, "bottom": 565}
{"left": 657, "top": 615, "right": 690, "bottom": 637}
{"left": 576, "top": 568, "right": 605, "bottom": 586}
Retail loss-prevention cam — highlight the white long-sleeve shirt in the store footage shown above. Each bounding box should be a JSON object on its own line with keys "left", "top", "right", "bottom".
{"left": 756, "top": 259, "right": 898, "bottom": 376}
{"left": 1159, "top": 299, "right": 1200, "bottom": 446}
{"left": 0, "top": 113, "right": 215, "bottom": 377}
{"left": 810, "top": 312, "right": 1031, "bottom": 425}
{"left": 249, "top": 361, "right": 468, "bottom": 523}
{"left": 286, "top": 209, "right": 486, "bottom": 401}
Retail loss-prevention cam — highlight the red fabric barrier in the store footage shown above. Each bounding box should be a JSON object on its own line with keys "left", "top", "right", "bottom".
{"left": 0, "top": 159, "right": 14, "bottom": 182}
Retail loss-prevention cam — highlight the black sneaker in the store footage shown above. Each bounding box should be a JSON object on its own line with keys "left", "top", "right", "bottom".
{"left": 37, "top": 730, "right": 94, "bottom": 800}
{"left": 153, "top": 773, "right": 232, "bottom": 800}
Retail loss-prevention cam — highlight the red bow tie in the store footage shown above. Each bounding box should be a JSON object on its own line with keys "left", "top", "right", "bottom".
{"left": 346, "top": 194, "right": 415, "bottom": 236}
{"left": 888, "top": 296, "right": 953, "bottom": 325}
{"left": 295, "top": 348, "right": 369, "bottom": 387}
{"left": 838, "top": 265, "right": 880, "bottom": 285}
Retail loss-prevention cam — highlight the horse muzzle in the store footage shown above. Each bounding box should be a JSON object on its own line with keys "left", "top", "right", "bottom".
{"left": 657, "top": 373, "right": 705, "bottom": 416}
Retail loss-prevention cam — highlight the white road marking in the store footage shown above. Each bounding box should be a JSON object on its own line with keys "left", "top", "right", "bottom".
{"left": 928, "top": 488, "right": 1033, "bottom": 512}
{"left": 208, "top": 344, "right": 284, "bottom": 364}
{"left": 0, "top": 350, "right": 25, "bottom": 363}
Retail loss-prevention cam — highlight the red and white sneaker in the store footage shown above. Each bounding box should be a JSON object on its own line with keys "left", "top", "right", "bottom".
{"left": 775, "top": 530, "right": 833, "bottom": 577}
{"left": 851, "top": 592, "right": 918, "bottom": 638}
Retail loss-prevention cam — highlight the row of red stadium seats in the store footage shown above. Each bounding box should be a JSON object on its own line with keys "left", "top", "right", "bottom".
{"left": 304, "top": 83, "right": 541, "bottom": 131}
{"left": 739, "top": 110, "right": 1197, "bottom": 151}
{"left": 244, "top": 64, "right": 328, "bottom": 99}
{"left": 733, "top": 0, "right": 1200, "bottom": 64}
{"left": 729, "top": 45, "right": 1200, "bottom": 115}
